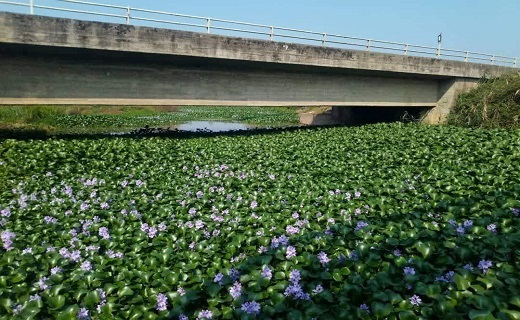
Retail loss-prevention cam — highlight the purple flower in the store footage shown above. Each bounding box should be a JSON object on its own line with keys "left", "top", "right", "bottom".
{"left": 487, "top": 224, "right": 497, "bottom": 233}
{"left": 286, "top": 246, "right": 297, "bottom": 259}
{"left": 409, "top": 295, "right": 422, "bottom": 306}
{"left": 214, "top": 273, "right": 224, "bottom": 284}
{"left": 30, "top": 294, "right": 41, "bottom": 301}
{"left": 12, "top": 304, "right": 22, "bottom": 315}
{"left": 98, "top": 227, "right": 110, "bottom": 240}
{"left": 179, "top": 315, "right": 188, "bottom": 320}
{"left": 463, "top": 263, "right": 474, "bottom": 271}
{"left": 349, "top": 251, "right": 359, "bottom": 261}
{"left": 463, "top": 220, "right": 473, "bottom": 228}
{"left": 51, "top": 266, "right": 62, "bottom": 275}
{"left": 38, "top": 276, "right": 50, "bottom": 290}
{"left": 59, "top": 248, "right": 70, "bottom": 259}
{"left": 96, "top": 289, "right": 106, "bottom": 313}
{"left": 286, "top": 225, "right": 300, "bottom": 235}
{"left": 512, "top": 207, "right": 520, "bottom": 217}
{"left": 229, "top": 281, "right": 242, "bottom": 299}
{"left": 1, "top": 230, "right": 15, "bottom": 251}
{"left": 404, "top": 267, "right": 416, "bottom": 275}
{"left": 77, "top": 307, "right": 90, "bottom": 320}
{"left": 456, "top": 226, "right": 465, "bottom": 235}
{"left": 197, "top": 310, "right": 213, "bottom": 319}
{"left": 158, "top": 223, "right": 167, "bottom": 231}
{"left": 360, "top": 303, "right": 370, "bottom": 313}
{"left": 261, "top": 266, "right": 272, "bottom": 280}
{"left": 148, "top": 227, "right": 158, "bottom": 239}
{"left": 81, "top": 261, "right": 92, "bottom": 271}
{"left": 22, "top": 247, "right": 33, "bottom": 254}
{"left": 312, "top": 284, "right": 324, "bottom": 294}
{"left": 278, "top": 235, "right": 290, "bottom": 246}
{"left": 318, "top": 252, "right": 331, "bottom": 266}
{"left": 241, "top": 301, "right": 261, "bottom": 315}
{"left": 250, "top": 201, "right": 258, "bottom": 209}
{"left": 436, "top": 270, "right": 455, "bottom": 282}
{"left": 156, "top": 293, "right": 168, "bottom": 311}
{"left": 70, "top": 250, "right": 82, "bottom": 262}
{"left": 195, "top": 220, "right": 205, "bottom": 230}
{"left": 284, "top": 283, "right": 310, "bottom": 300}
{"left": 229, "top": 268, "right": 240, "bottom": 281}
{"left": 393, "top": 249, "right": 402, "bottom": 256}
{"left": 44, "top": 216, "right": 58, "bottom": 224}
{"left": 355, "top": 221, "right": 369, "bottom": 231}
{"left": 0, "top": 208, "right": 11, "bottom": 217}
{"left": 478, "top": 260, "right": 492, "bottom": 273}
{"left": 289, "top": 269, "right": 301, "bottom": 284}
{"left": 177, "top": 286, "right": 186, "bottom": 296}
{"left": 100, "top": 202, "right": 109, "bottom": 209}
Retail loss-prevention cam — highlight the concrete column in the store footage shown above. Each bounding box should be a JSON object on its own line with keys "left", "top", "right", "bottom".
{"left": 422, "top": 78, "right": 479, "bottom": 124}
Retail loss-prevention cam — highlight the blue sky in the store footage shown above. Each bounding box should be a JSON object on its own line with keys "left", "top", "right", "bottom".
{"left": 1, "top": 0, "right": 519, "bottom": 59}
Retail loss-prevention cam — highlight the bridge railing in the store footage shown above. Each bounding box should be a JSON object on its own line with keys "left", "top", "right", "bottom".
{"left": 0, "top": 0, "right": 518, "bottom": 68}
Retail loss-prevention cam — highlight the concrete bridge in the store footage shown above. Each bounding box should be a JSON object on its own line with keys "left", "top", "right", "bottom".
{"left": 0, "top": 11, "right": 516, "bottom": 124}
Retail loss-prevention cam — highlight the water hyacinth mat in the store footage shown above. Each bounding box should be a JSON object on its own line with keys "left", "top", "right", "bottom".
{"left": 0, "top": 123, "right": 519, "bottom": 319}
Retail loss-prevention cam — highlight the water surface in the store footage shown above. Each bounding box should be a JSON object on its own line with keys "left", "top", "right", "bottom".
{"left": 176, "top": 121, "right": 250, "bottom": 132}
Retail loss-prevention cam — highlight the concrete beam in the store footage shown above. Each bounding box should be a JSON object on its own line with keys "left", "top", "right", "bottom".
{"left": 0, "top": 12, "right": 516, "bottom": 79}
{"left": 0, "top": 54, "right": 439, "bottom": 107}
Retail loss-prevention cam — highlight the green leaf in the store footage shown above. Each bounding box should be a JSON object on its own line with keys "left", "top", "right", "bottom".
{"left": 47, "top": 295, "right": 66, "bottom": 310}
{"left": 469, "top": 309, "right": 496, "bottom": 320}
{"left": 454, "top": 273, "right": 471, "bottom": 291}
{"left": 372, "top": 302, "right": 393, "bottom": 317}
{"left": 118, "top": 286, "right": 135, "bottom": 297}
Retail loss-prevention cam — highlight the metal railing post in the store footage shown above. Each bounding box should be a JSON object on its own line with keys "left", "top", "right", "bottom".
{"left": 322, "top": 33, "right": 326, "bottom": 46}
{"left": 465, "top": 51, "right": 468, "bottom": 62}
{"left": 206, "top": 18, "right": 211, "bottom": 33}
{"left": 436, "top": 44, "right": 441, "bottom": 59}
{"left": 126, "top": 6, "right": 130, "bottom": 24}
{"left": 404, "top": 44, "right": 408, "bottom": 55}
{"left": 30, "top": 0, "right": 34, "bottom": 14}
{"left": 514, "top": 57, "right": 518, "bottom": 68}
{"left": 491, "top": 55, "right": 494, "bottom": 65}
{"left": 366, "top": 39, "right": 371, "bottom": 51}
{"left": 269, "top": 26, "right": 274, "bottom": 41}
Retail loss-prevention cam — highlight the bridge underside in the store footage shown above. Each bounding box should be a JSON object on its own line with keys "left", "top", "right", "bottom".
{"left": 0, "top": 43, "right": 441, "bottom": 106}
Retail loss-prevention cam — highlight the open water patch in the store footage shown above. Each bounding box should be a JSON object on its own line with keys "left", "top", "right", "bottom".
{"left": 175, "top": 121, "right": 250, "bottom": 132}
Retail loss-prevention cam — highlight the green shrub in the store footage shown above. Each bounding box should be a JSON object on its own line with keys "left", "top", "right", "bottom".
{"left": 448, "top": 72, "right": 520, "bottom": 128}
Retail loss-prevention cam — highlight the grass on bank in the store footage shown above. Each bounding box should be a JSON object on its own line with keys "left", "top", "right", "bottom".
{"left": 448, "top": 72, "right": 520, "bottom": 129}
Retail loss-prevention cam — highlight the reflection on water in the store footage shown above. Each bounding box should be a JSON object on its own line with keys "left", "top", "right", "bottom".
{"left": 176, "top": 121, "right": 250, "bottom": 132}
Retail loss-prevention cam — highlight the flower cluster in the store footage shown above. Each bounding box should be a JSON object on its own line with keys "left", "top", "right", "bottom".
{"left": 1, "top": 230, "right": 15, "bottom": 251}
{"left": 156, "top": 293, "right": 168, "bottom": 311}
{"left": 241, "top": 301, "right": 261, "bottom": 315}
{"left": 284, "top": 270, "right": 310, "bottom": 300}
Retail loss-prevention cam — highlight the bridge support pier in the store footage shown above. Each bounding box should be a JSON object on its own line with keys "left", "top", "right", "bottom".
{"left": 422, "top": 78, "right": 479, "bottom": 124}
